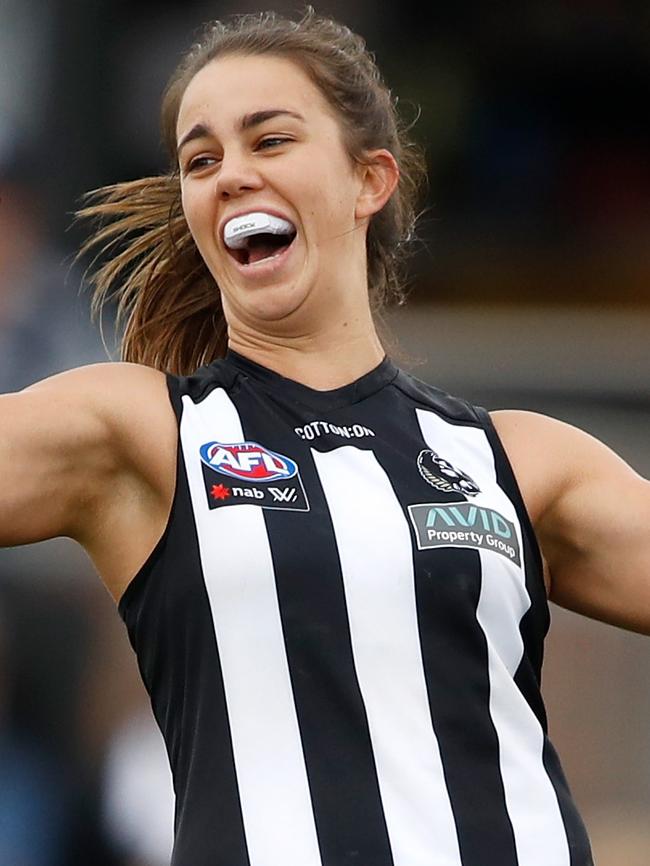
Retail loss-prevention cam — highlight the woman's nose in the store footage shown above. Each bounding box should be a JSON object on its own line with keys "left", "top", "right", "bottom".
{"left": 215, "top": 151, "right": 264, "bottom": 200}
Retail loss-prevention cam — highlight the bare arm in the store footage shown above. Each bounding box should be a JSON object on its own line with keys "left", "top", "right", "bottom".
{"left": 493, "top": 410, "right": 650, "bottom": 635}
{"left": 0, "top": 366, "right": 120, "bottom": 546}
{"left": 0, "top": 363, "right": 176, "bottom": 602}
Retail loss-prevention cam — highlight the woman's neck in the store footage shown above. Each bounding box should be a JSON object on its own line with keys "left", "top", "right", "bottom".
{"left": 227, "top": 324, "right": 386, "bottom": 391}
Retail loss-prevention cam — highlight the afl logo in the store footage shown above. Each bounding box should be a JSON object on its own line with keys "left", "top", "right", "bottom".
{"left": 417, "top": 449, "right": 480, "bottom": 497}
{"left": 200, "top": 441, "right": 298, "bottom": 482}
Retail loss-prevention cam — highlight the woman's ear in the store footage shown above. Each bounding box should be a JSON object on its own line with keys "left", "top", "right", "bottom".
{"left": 355, "top": 150, "right": 400, "bottom": 221}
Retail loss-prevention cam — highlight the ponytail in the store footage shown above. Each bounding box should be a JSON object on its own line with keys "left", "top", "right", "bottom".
{"left": 77, "top": 174, "right": 227, "bottom": 374}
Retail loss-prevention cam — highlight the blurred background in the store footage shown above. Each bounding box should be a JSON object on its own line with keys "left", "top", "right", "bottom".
{"left": 0, "top": 0, "right": 648, "bottom": 863}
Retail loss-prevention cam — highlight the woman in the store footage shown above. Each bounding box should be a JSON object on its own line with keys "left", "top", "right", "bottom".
{"left": 1, "top": 9, "right": 648, "bottom": 866}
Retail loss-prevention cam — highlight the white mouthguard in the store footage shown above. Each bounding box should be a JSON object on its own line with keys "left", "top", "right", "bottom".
{"left": 224, "top": 212, "right": 295, "bottom": 249}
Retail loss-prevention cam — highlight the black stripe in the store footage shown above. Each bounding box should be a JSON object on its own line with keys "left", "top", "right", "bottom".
{"left": 480, "top": 409, "right": 594, "bottom": 865}
{"left": 477, "top": 407, "right": 549, "bottom": 687}
{"left": 121, "top": 378, "right": 251, "bottom": 866}
{"left": 238, "top": 395, "right": 395, "bottom": 866}
{"left": 542, "top": 742, "right": 594, "bottom": 865}
{"left": 374, "top": 405, "right": 519, "bottom": 866}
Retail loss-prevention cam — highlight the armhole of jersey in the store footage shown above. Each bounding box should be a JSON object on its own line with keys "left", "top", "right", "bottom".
{"left": 117, "top": 373, "right": 182, "bottom": 620}
{"left": 475, "top": 405, "right": 545, "bottom": 585}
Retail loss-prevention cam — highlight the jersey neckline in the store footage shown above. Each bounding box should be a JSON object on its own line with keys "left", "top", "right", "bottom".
{"left": 223, "top": 349, "right": 399, "bottom": 411}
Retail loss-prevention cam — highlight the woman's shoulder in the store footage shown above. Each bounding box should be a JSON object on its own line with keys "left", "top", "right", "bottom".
{"left": 25, "top": 360, "right": 176, "bottom": 476}
{"left": 30, "top": 362, "right": 178, "bottom": 599}
{"left": 489, "top": 408, "right": 616, "bottom": 526}
{"left": 33, "top": 359, "right": 168, "bottom": 391}
{"left": 27, "top": 361, "right": 170, "bottom": 420}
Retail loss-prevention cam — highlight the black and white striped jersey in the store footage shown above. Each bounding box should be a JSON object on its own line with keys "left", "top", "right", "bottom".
{"left": 119, "top": 350, "right": 593, "bottom": 866}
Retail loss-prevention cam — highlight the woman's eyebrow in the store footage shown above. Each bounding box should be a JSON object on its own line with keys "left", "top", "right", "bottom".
{"left": 177, "top": 123, "right": 212, "bottom": 154}
{"left": 239, "top": 109, "right": 305, "bottom": 130}
{"left": 177, "top": 110, "right": 305, "bottom": 154}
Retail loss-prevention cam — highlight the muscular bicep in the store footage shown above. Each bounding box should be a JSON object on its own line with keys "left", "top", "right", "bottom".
{"left": 493, "top": 410, "right": 650, "bottom": 634}
{"left": 540, "top": 455, "right": 650, "bottom": 633}
{"left": 0, "top": 368, "right": 118, "bottom": 545}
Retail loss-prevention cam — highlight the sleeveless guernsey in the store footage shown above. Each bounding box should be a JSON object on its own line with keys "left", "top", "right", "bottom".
{"left": 118, "top": 350, "right": 593, "bottom": 866}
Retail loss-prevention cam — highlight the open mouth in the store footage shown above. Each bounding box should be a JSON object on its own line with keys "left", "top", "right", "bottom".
{"left": 223, "top": 212, "right": 297, "bottom": 267}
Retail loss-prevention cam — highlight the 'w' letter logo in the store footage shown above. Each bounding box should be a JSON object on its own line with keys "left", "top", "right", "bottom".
{"left": 269, "top": 487, "right": 297, "bottom": 503}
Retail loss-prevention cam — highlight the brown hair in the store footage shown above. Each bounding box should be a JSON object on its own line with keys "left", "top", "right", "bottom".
{"left": 77, "top": 8, "right": 426, "bottom": 374}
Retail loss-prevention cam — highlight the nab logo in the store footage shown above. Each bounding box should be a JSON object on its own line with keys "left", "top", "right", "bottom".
{"left": 200, "top": 441, "right": 298, "bottom": 483}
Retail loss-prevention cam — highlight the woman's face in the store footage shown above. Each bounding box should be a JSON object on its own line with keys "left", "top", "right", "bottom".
{"left": 176, "top": 53, "right": 394, "bottom": 338}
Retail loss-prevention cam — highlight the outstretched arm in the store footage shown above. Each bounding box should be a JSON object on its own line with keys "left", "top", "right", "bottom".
{"left": 0, "top": 363, "right": 175, "bottom": 603}
{"left": 0, "top": 366, "right": 119, "bottom": 546}
{"left": 492, "top": 410, "right": 650, "bottom": 635}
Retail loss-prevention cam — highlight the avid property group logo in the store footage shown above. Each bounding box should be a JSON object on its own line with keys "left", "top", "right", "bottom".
{"left": 199, "top": 440, "right": 309, "bottom": 511}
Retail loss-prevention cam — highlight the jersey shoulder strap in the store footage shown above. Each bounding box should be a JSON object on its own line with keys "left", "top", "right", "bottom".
{"left": 393, "top": 368, "right": 484, "bottom": 426}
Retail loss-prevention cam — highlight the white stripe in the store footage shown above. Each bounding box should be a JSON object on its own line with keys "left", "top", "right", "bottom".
{"left": 416, "top": 408, "right": 570, "bottom": 866}
{"left": 313, "top": 446, "right": 462, "bottom": 866}
{"left": 180, "top": 391, "right": 322, "bottom": 866}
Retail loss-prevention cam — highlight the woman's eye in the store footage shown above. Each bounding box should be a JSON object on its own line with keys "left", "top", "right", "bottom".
{"left": 257, "top": 137, "right": 291, "bottom": 150}
{"left": 185, "top": 156, "right": 218, "bottom": 173}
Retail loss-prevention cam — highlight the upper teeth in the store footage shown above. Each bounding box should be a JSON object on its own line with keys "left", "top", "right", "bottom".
{"left": 224, "top": 212, "right": 295, "bottom": 249}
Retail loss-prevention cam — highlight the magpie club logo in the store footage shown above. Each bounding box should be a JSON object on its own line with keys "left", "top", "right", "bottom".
{"left": 417, "top": 449, "right": 480, "bottom": 497}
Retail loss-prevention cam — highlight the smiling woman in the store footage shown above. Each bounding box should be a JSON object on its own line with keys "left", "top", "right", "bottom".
{"left": 77, "top": 9, "right": 425, "bottom": 376}
{"left": 175, "top": 50, "right": 396, "bottom": 336}
{"left": 3, "top": 7, "right": 650, "bottom": 866}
